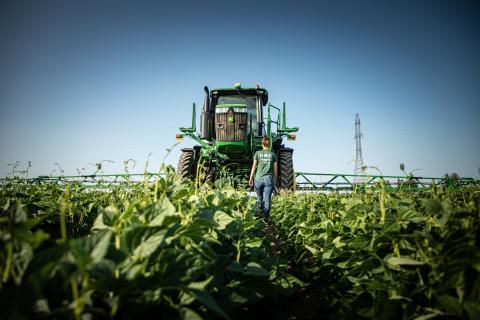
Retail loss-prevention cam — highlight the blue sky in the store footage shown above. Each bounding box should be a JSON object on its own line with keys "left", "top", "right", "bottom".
{"left": 1, "top": 0, "right": 479, "bottom": 179}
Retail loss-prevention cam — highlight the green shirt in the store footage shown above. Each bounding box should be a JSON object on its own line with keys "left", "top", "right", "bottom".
{"left": 253, "top": 150, "right": 277, "bottom": 180}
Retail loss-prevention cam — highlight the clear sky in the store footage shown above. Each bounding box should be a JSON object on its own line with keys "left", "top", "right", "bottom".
{"left": 1, "top": 0, "right": 479, "bottom": 179}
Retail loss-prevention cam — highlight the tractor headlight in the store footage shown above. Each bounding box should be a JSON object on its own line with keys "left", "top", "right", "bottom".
{"left": 232, "top": 107, "right": 247, "bottom": 113}
{"left": 215, "top": 107, "right": 247, "bottom": 113}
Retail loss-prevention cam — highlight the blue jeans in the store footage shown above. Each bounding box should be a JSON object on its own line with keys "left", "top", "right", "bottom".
{"left": 255, "top": 176, "right": 274, "bottom": 220}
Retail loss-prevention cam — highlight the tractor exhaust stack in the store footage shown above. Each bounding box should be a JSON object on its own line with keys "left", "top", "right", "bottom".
{"left": 200, "top": 86, "right": 211, "bottom": 139}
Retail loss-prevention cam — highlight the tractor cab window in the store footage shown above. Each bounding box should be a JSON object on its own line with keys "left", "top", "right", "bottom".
{"left": 217, "top": 95, "right": 259, "bottom": 133}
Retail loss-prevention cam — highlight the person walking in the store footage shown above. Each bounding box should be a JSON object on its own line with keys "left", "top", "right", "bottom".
{"left": 249, "top": 135, "right": 278, "bottom": 221}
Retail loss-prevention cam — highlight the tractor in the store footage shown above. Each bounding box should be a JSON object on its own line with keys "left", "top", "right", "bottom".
{"left": 175, "top": 83, "right": 298, "bottom": 191}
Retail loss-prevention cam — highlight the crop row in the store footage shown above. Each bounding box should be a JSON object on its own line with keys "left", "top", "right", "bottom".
{"left": 0, "top": 175, "right": 301, "bottom": 319}
{"left": 271, "top": 187, "right": 480, "bottom": 319}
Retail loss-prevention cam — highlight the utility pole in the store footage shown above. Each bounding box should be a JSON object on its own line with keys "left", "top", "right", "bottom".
{"left": 354, "top": 113, "right": 364, "bottom": 183}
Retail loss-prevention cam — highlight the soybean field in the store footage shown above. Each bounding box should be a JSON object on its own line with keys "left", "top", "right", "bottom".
{"left": 0, "top": 167, "right": 479, "bottom": 319}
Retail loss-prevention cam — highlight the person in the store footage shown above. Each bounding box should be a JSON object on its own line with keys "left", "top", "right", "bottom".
{"left": 249, "top": 135, "right": 278, "bottom": 221}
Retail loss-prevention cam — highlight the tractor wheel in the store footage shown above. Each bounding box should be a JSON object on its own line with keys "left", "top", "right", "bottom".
{"left": 203, "top": 166, "right": 215, "bottom": 184}
{"left": 277, "top": 148, "right": 295, "bottom": 191}
{"left": 177, "top": 149, "right": 195, "bottom": 180}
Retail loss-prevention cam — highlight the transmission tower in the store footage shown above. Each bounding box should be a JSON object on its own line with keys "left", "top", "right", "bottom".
{"left": 354, "top": 113, "right": 364, "bottom": 183}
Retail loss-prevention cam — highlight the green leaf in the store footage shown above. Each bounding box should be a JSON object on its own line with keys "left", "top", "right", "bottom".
{"left": 382, "top": 214, "right": 400, "bottom": 233}
{"left": 398, "top": 209, "right": 425, "bottom": 224}
{"left": 245, "top": 238, "right": 263, "bottom": 248}
{"left": 69, "top": 238, "right": 91, "bottom": 270}
{"left": 148, "top": 197, "right": 177, "bottom": 226}
{"left": 277, "top": 273, "right": 305, "bottom": 291}
{"left": 226, "top": 261, "right": 243, "bottom": 273}
{"left": 92, "top": 213, "right": 108, "bottom": 231}
{"left": 180, "top": 291, "right": 196, "bottom": 305}
{"left": 304, "top": 245, "right": 318, "bottom": 255}
{"left": 224, "top": 220, "right": 242, "bottom": 238}
{"left": 413, "top": 310, "right": 445, "bottom": 320}
{"left": 30, "top": 229, "right": 50, "bottom": 249}
{"left": 120, "top": 200, "right": 140, "bottom": 221}
{"left": 9, "top": 202, "right": 27, "bottom": 222}
{"left": 332, "top": 236, "right": 345, "bottom": 248}
{"left": 349, "top": 234, "right": 371, "bottom": 250}
{"left": 188, "top": 276, "right": 213, "bottom": 291}
{"left": 438, "top": 210, "right": 451, "bottom": 227}
{"left": 322, "top": 249, "right": 333, "bottom": 260}
{"left": 132, "top": 230, "right": 168, "bottom": 259}
{"left": 10, "top": 242, "right": 33, "bottom": 284}
{"left": 91, "top": 230, "right": 112, "bottom": 263}
{"left": 244, "top": 262, "right": 269, "bottom": 277}
{"left": 189, "top": 288, "right": 230, "bottom": 320}
{"left": 226, "top": 291, "right": 248, "bottom": 304}
{"left": 214, "top": 210, "right": 235, "bottom": 229}
{"left": 102, "top": 206, "right": 120, "bottom": 226}
{"left": 436, "top": 294, "right": 462, "bottom": 317}
{"left": 180, "top": 307, "right": 203, "bottom": 320}
{"left": 422, "top": 198, "right": 445, "bottom": 215}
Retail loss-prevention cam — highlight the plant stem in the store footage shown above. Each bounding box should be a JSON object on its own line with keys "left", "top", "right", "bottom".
{"left": 2, "top": 243, "right": 12, "bottom": 283}
{"left": 71, "top": 278, "right": 81, "bottom": 320}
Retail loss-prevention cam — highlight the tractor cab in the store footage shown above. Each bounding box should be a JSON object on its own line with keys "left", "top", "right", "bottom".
{"left": 201, "top": 84, "right": 268, "bottom": 155}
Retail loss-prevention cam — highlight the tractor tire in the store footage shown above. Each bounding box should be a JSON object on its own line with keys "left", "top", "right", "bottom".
{"left": 202, "top": 166, "right": 215, "bottom": 184}
{"left": 177, "top": 149, "right": 195, "bottom": 180}
{"left": 277, "top": 148, "right": 295, "bottom": 191}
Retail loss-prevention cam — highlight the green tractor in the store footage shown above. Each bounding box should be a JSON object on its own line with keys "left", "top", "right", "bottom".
{"left": 176, "top": 83, "right": 298, "bottom": 190}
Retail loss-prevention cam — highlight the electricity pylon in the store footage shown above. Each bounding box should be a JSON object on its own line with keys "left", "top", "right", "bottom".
{"left": 354, "top": 113, "right": 364, "bottom": 183}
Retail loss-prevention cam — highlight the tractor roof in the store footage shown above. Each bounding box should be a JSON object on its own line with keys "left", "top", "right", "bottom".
{"left": 210, "top": 87, "right": 268, "bottom": 105}
{"left": 211, "top": 87, "right": 268, "bottom": 96}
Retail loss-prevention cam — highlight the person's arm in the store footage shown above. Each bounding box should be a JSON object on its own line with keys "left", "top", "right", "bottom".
{"left": 273, "top": 152, "right": 278, "bottom": 182}
{"left": 249, "top": 160, "right": 257, "bottom": 187}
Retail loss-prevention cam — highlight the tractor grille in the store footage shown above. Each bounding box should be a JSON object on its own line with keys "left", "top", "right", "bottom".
{"left": 215, "top": 108, "right": 248, "bottom": 141}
